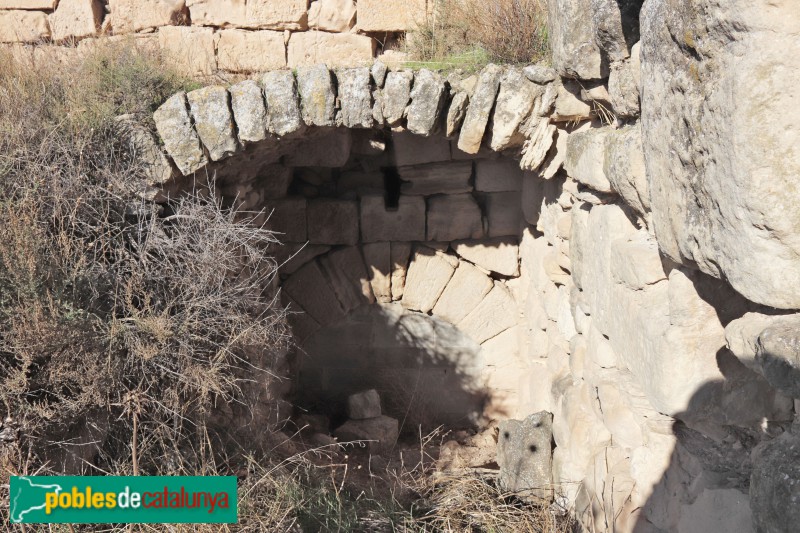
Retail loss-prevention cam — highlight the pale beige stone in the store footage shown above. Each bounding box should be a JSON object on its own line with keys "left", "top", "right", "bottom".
{"left": 158, "top": 26, "right": 216, "bottom": 77}
{"left": 187, "top": 85, "right": 239, "bottom": 161}
{"left": 0, "top": 0, "right": 55, "bottom": 8}
{"left": 564, "top": 126, "right": 613, "bottom": 193}
{"left": 217, "top": 29, "right": 286, "bottom": 72}
{"left": 319, "top": 246, "right": 375, "bottom": 313}
{"left": 363, "top": 242, "right": 392, "bottom": 304}
{"left": 0, "top": 10, "right": 49, "bottom": 43}
{"left": 458, "top": 283, "right": 517, "bottom": 343}
{"left": 287, "top": 31, "right": 374, "bottom": 68}
{"left": 489, "top": 68, "right": 540, "bottom": 151}
{"left": 402, "top": 247, "right": 458, "bottom": 313}
{"left": 230, "top": 79, "right": 267, "bottom": 143}
{"left": 49, "top": 0, "right": 101, "bottom": 41}
{"left": 153, "top": 92, "right": 208, "bottom": 176}
{"left": 283, "top": 261, "right": 345, "bottom": 327}
{"left": 452, "top": 237, "right": 520, "bottom": 277}
{"left": 457, "top": 64, "right": 503, "bottom": 154}
{"left": 390, "top": 242, "right": 412, "bottom": 301}
{"left": 309, "top": 0, "right": 355, "bottom": 32}
{"left": 432, "top": 261, "right": 494, "bottom": 325}
{"left": 186, "top": 0, "right": 307, "bottom": 30}
{"left": 358, "top": 0, "right": 427, "bottom": 31}
{"left": 109, "top": 0, "right": 187, "bottom": 33}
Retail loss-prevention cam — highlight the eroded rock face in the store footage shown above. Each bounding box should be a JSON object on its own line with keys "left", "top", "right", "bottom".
{"left": 641, "top": 0, "right": 800, "bottom": 309}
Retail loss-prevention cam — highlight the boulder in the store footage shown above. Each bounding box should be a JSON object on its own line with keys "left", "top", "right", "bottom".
{"left": 346, "top": 389, "right": 382, "bottom": 420}
{"left": 114, "top": 115, "right": 174, "bottom": 186}
{"left": 497, "top": 411, "right": 553, "bottom": 501}
{"left": 216, "top": 29, "right": 286, "bottom": 72}
{"left": 334, "top": 415, "right": 399, "bottom": 455}
{"left": 153, "top": 92, "right": 208, "bottom": 176}
{"left": 457, "top": 64, "right": 503, "bottom": 154}
{"left": 296, "top": 64, "right": 336, "bottom": 127}
{"left": 360, "top": 195, "right": 426, "bottom": 243}
{"left": 399, "top": 161, "right": 473, "bottom": 196}
{"left": 261, "top": 70, "right": 302, "bottom": 137}
{"left": 551, "top": 80, "right": 593, "bottom": 122}
{"left": 336, "top": 67, "right": 373, "bottom": 128}
{"left": 382, "top": 70, "right": 414, "bottom": 126}
{"left": 523, "top": 64, "right": 556, "bottom": 84}
{"left": 640, "top": 0, "right": 800, "bottom": 308}
{"left": 725, "top": 313, "right": 800, "bottom": 372}
{"left": 287, "top": 31, "right": 374, "bottom": 68}
{"left": 406, "top": 69, "right": 447, "bottom": 136}
{"left": 186, "top": 86, "right": 239, "bottom": 161}
{"left": 307, "top": 199, "right": 359, "bottom": 246}
{"left": 230, "top": 80, "right": 267, "bottom": 144}
{"left": 426, "top": 194, "right": 484, "bottom": 241}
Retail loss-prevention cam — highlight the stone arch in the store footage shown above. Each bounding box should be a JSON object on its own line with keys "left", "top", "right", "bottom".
{"left": 150, "top": 62, "right": 560, "bottom": 429}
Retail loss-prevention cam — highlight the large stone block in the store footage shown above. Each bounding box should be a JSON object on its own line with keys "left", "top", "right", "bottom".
{"left": 0, "top": 10, "right": 49, "bottom": 43}
{"left": 158, "top": 26, "right": 216, "bottom": 78}
{"left": 296, "top": 64, "right": 336, "bottom": 127}
{"left": 390, "top": 242, "right": 412, "bottom": 301}
{"left": 319, "top": 246, "right": 374, "bottom": 313}
{"left": 604, "top": 123, "right": 648, "bottom": 214}
{"left": 111, "top": 0, "right": 188, "bottom": 33}
{"left": 186, "top": 0, "right": 307, "bottom": 30}
{"left": 426, "top": 194, "right": 484, "bottom": 241}
{"left": 287, "top": 31, "right": 374, "bottom": 68}
{"left": 458, "top": 282, "right": 517, "bottom": 343}
{"left": 392, "top": 131, "right": 451, "bottom": 166}
{"left": 362, "top": 242, "right": 392, "bottom": 303}
{"left": 432, "top": 261, "right": 494, "bottom": 325}
{"left": 309, "top": 0, "right": 356, "bottom": 32}
{"left": 153, "top": 92, "right": 208, "bottom": 176}
{"left": 49, "top": 0, "right": 102, "bottom": 41}
{"left": 457, "top": 64, "right": 503, "bottom": 154}
{"left": 336, "top": 67, "right": 373, "bottom": 128}
{"left": 263, "top": 197, "right": 307, "bottom": 243}
{"left": 453, "top": 237, "right": 519, "bottom": 277}
{"left": 475, "top": 159, "right": 523, "bottom": 193}
{"left": 485, "top": 192, "right": 523, "bottom": 238}
{"left": 186, "top": 86, "right": 239, "bottom": 162}
{"left": 445, "top": 92, "right": 469, "bottom": 138}
{"left": 307, "top": 199, "right": 359, "bottom": 246}
{"left": 382, "top": 70, "right": 413, "bottom": 127}
{"left": 282, "top": 127, "right": 352, "bottom": 167}
{"left": 0, "top": 0, "right": 55, "bottom": 7}
{"left": 399, "top": 161, "right": 472, "bottom": 196}
{"left": 334, "top": 415, "right": 399, "bottom": 455}
{"left": 402, "top": 247, "right": 458, "bottom": 313}
{"left": 230, "top": 80, "right": 267, "bottom": 143}
{"left": 358, "top": 0, "right": 427, "bottom": 32}
{"left": 346, "top": 389, "right": 381, "bottom": 420}
{"left": 360, "top": 195, "right": 426, "bottom": 243}
{"left": 406, "top": 69, "right": 446, "bottom": 136}
{"left": 547, "top": 0, "right": 605, "bottom": 79}
{"left": 283, "top": 261, "right": 345, "bottom": 327}
{"left": 564, "top": 127, "right": 613, "bottom": 193}
{"left": 489, "top": 68, "right": 540, "bottom": 151}
{"left": 216, "top": 29, "right": 286, "bottom": 72}
{"left": 641, "top": 0, "right": 800, "bottom": 308}
{"left": 261, "top": 70, "right": 302, "bottom": 137}
{"left": 497, "top": 412, "right": 553, "bottom": 501}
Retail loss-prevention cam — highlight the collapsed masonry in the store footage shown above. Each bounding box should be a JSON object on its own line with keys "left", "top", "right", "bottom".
{"left": 138, "top": 5, "right": 800, "bottom": 531}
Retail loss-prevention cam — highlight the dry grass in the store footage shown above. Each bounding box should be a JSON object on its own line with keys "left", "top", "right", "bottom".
{"left": 406, "top": 0, "right": 549, "bottom": 69}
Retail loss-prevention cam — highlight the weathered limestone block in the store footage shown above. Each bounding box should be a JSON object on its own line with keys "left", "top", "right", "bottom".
{"left": 609, "top": 58, "right": 640, "bottom": 118}
{"left": 453, "top": 237, "right": 520, "bottom": 277}
{"left": 604, "top": 123, "right": 648, "bottom": 214}
{"left": 551, "top": 80, "right": 593, "bottom": 122}
{"left": 445, "top": 92, "right": 469, "bottom": 138}
{"left": 284, "top": 294, "right": 321, "bottom": 342}
{"left": 519, "top": 118, "right": 556, "bottom": 171}
{"left": 296, "top": 64, "right": 336, "bottom": 127}
{"left": 457, "top": 64, "right": 503, "bottom": 154}
{"left": 358, "top": 0, "right": 427, "bottom": 31}
{"left": 406, "top": 69, "right": 446, "bottom": 136}
{"left": 307, "top": 199, "right": 359, "bottom": 246}
{"left": 0, "top": 0, "right": 56, "bottom": 7}
{"left": 523, "top": 64, "right": 556, "bottom": 84}
{"left": 402, "top": 247, "right": 458, "bottom": 313}
{"left": 283, "top": 261, "right": 345, "bottom": 327}
{"left": 750, "top": 431, "right": 800, "bottom": 533}
{"left": 309, "top": 0, "right": 355, "bottom": 32}
{"left": 0, "top": 10, "right": 50, "bottom": 43}
{"left": 371, "top": 89, "right": 386, "bottom": 127}
{"left": 336, "top": 67, "right": 373, "bottom": 128}
{"left": 489, "top": 69, "right": 540, "bottom": 151}
{"left": 216, "top": 29, "right": 286, "bottom": 72}
{"left": 399, "top": 161, "right": 472, "bottom": 196}
{"left": 610, "top": 234, "right": 667, "bottom": 290}
{"left": 230, "top": 80, "right": 267, "bottom": 143}
{"left": 158, "top": 26, "right": 216, "bottom": 78}
{"left": 287, "top": 31, "right": 374, "bottom": 68}
{"left": 547, "top": 0, "right": 605, "bottom": 79}
{"left": 263, "top": 197, "right": 307, "bottom": 242}
{"left": 641, "top": 0, "right": 800, "bottom": 308}
{"left": 362, "top": 242, "right": 392, "bottom": 303}
{"left": 282, "top": 127, "right": 351, "bottom": 167}
{"left": 476, "top": 159, "right": 523, "bottom": 193}
{"left": 564, "top": 127, "right": 612, "bottom": 193}
{"left": 110, "top": 0, "right": 187, "bottom": 33}
{"left": 334, "top": 415, "right": 399, "bottom": 455}
{"left": 485, "top": 192, "right": 523, "bottom": 238}
{"left": 347, "top": 389, "right": 381, "bottom": 420}
{"left": 154, "top": 92, "right": 208, "bottom": 176}
{"left": 319, "top": 246, "right": 374, "bottom": 313}
{"left": 382, "top": 70, "right": 413, "bottom": 127}
{"left": 756, "top": 317, "right": 800, "bottom": 398}
{"left": 49, "top": 0, "right": 102, "bottom": 41}
{"left": 360, "top": 195, "right": 426, "bottom": 243}
{"left": 522, "top": 172, "right": 544, "bottom": 225}
{"left": 458, "top": 282, "right": 517, "bottom": 343}
{"left": 273, "top": 243, "right": 330, "bottom": 275}
{"left": 371, "top": 60, "right": 388, "bottom": 87}
{"left": 186, "top": 0, "right": 307, "bottom": 30}
{"left": 114, "top": 115, "right": 174, "bottom": 186}
{"left": 497, "top": 412, "right": 553, "bottom": 501}
{"left": 432, "top": 261, "right": 494, "bottom": 325}
{"left": 591, "top": 0, "right": 640, "bottom": 62}
{"left": 392, "top": 131, "right": 450, "bottom": 166}
{"left": 261, "top": 70, "right": 302, "bottom": 137}
{"left": 390, "top": 242, "right": 412, "bottom": 301}
{"left": 187, "top": 86, "right": 239, "bottom": 162}
{"left": 595, "top": 383, "right": 644, "bottom": 449}
{"left": 427, "top": 194, "right": 484, "bottom": 241}
{"left": 725, "top": 313, "right": 800, "bottom": 372}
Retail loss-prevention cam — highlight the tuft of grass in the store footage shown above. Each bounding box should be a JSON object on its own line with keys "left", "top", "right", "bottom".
{"left": 405, "top": 0, "right": 549, "bottom": 70}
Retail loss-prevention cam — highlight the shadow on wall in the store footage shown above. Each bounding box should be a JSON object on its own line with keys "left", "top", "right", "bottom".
{"left": 295, "top": 303, "right": 494, "bottom": 434}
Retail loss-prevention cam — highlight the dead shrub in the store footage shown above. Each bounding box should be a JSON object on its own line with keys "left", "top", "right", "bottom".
{"left": 407, "top": 0, "right": 549, "bottom": 67}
